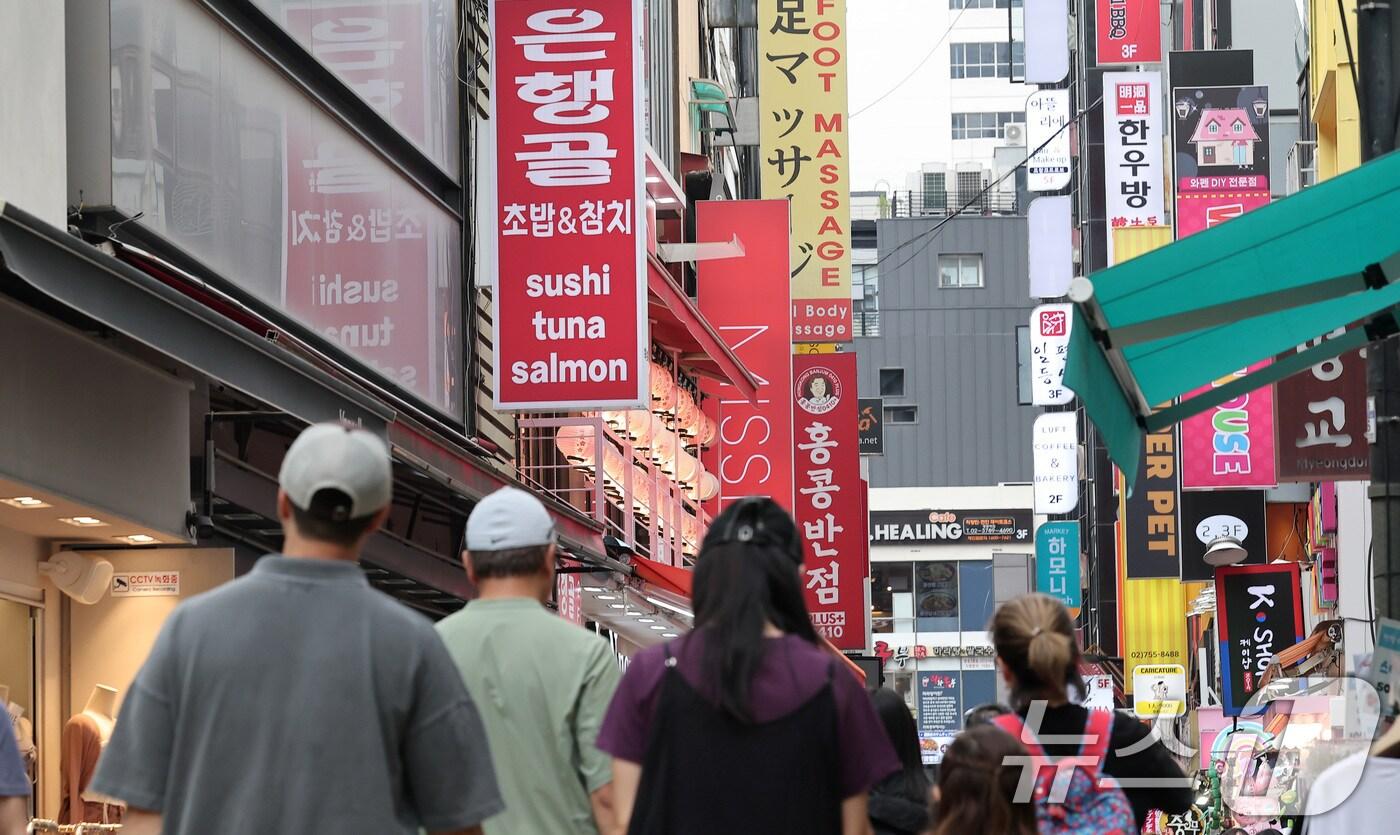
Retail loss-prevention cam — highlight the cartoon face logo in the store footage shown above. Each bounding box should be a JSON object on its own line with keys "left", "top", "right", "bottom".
{"left": 795, "top": 367, "right": 841, "bottom": 415}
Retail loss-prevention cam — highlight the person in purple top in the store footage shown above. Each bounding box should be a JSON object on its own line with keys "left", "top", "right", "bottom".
{"left": 598, "top": 496, "right": 899, "bottom": 835}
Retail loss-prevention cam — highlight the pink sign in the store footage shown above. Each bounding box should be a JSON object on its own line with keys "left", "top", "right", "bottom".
{"left": 1175, "top": 190, "right": 1272, "bottom": 238}
{"left": 1180, "top": 362, "right": 1278, "bottom": 489}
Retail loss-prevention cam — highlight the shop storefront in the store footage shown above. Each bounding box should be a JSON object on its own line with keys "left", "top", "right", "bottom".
{"left": 868, "top": 486, "right": 1038, "bottom": 763}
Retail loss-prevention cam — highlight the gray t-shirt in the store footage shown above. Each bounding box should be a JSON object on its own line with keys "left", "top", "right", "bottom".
{"left": 90, "top": 556, "right": 503, "bottom": 834}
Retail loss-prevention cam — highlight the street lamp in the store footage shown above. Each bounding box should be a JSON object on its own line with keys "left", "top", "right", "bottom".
{"left": 1175, "top": 99, "right": 1192, "bottom": 120}
{"left": 1203, "top": 535, "right": 1249, "bottom": 567}
{"left": 1251, "top": 98, "right": 1268, "bottom": 119}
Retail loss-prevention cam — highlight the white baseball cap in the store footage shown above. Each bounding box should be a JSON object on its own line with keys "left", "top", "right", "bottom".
{"left": 465, "top": 487, "right": 556, "bottom": 551}
{"left": 278, "top": 423, "right": 393, "bottom": 521}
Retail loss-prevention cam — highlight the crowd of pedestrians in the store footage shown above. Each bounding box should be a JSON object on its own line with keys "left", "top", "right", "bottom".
{"left": 0, "top": 423, "right": 1253, "bottom": 833}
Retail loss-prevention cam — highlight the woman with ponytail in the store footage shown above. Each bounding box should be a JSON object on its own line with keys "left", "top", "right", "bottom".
{"left": 597, "top": 497, "right": 899, "bottom": 834}
{"left": 988, "top": 593, "right": 1192, "bottom": 830}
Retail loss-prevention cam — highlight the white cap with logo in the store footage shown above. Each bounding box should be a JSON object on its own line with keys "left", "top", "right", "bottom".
{"left": 465, "top": 487, "right": 556, "bottom": 551}
{"left": 278, "top": 423, "right": 393, "bottom": 520}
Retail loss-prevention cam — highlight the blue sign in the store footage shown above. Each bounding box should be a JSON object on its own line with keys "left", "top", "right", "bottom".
{"left": 1035, "top": 521, "right": 1081, "bottom": 610}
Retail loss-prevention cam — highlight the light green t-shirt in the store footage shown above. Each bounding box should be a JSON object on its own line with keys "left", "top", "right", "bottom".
{"left": 436, "top": 597, "right": 621, "bottom": 835}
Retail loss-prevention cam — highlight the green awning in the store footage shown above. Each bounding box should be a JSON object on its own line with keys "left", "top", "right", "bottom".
{"left": 1065, "top": 149, "right": 1400, "bottom": 480}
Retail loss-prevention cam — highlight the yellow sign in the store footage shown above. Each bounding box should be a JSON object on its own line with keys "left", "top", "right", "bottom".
{"left": 759, "top": 0, "right": 852, "bottom": 343}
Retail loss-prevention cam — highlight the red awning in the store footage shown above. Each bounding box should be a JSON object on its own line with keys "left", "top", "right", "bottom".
{"left": 647, "top": 256, "right": 760, "bottom": 403}
{"left": 630, "top": 555, "right": 865, "bottom": 683}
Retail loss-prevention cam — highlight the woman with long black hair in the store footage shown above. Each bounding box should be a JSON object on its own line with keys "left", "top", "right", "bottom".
{"left": 597, "top": 497, "right": 898, "bottom": 834}
{"left": 867, "top": 688, "right": 932, "bottom": 835}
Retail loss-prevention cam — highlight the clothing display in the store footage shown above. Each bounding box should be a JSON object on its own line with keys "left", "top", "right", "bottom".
{"left": 5, "top": 700, "right": 34, "bottom": 784}
{"left": 59, "top": 712, "right": 123, "bottom": 825}
{"left": 436, "top": 597, "right": 620, "bottom": 835}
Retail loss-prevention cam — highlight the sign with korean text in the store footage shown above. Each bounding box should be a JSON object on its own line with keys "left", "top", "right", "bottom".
{"left": 1179, "top": 489, "right": 1267, "bottom": 582}
{"left": 1180, "top": 363, "right": 1277, "bottom": 489}
{"left": 697, "top": 200, "right": 795, "bottom": 510}
{"left": 1372, "top": 617, "right": 1400, "bottom": 717}
{"left": 1172, "top": 86, "right": 1271, "bottom": 238}
{"left": 1082, "top": 674, "right": 1116, "bottom": 711}
{"left": 1122, "top": 422, "right": 1181, "bottom": 578}
{"left": 1277, "top": 330, "right": 1370, "bottom": 480}
{"left": 857, "top": 397, "right": 884, "bottom": 455}
{"left": 869, "top": 509, "right": 1033, "bottom": 545}
{"left": 1216, "top": 563, "right": 1305, "bottom": 716}
{"left": 1026, "top": 89, "right": 1072, "bottom": 191}
{"left": 1096, "top": 0, "right": 1162, "bottom": 65}
{"left": 793, "top": 352, "right": 866, "bottom": 650}
{"left": 1132, "top": 664, "right": 1186, "bottom": 717}
{"left": 111, "top": 572, "right": 180, "bottom": 598}
{"left": 1031, "top": 304, "right": 1074, "bottom": 405}
{"left": 492, "top": 0, "right": 648, "bottom": 410}
{"left": 759, "top": 0, "right": 853, "bottom": 342}
{"left": 556, "top": 571, "right": 584, "bottom": 625}
{"left": 1103, "top": 72, "right": 1165, "bottom": 263}
{"left": 1036, "top": 521, "right": 1082, "bottom": 611}
{"left": 281, "top": 3, "right": 459, "bottom": 415}
{"left": 917, "top": 670, "right": 961, "bottom": 765}
{"left": 1033, "top": 412, "right": 1080, "bottom": 514}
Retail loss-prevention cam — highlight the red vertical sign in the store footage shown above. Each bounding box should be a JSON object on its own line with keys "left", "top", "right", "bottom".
{"left": 492, "top": 1, "right": 648, "bottom": 410}
{"left": 793, "top": 352, "right": 866, "bottom": 650}
{"left": 1095, "top": 0, "right": 1162, "bottom": 65}
{"left": 697, "top": 200, "right": 794, "bottom": 511}
{"left": 282, "top": 3, "right": 444, "bottom": 409}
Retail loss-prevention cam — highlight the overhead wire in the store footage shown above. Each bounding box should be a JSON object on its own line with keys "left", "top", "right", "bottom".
{"left": 849, "top": 3, "right": 972, "bottom": 118}
{"left": 874, "top": 95, "right": 1104, "bottom": 277}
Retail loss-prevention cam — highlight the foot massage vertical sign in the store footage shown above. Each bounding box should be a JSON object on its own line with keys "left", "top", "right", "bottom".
{"left": 492, "top": 0, "right": 648, "bottom": 410}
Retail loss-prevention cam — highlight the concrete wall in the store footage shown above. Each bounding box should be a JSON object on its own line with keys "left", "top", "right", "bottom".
{"left": 857, "top": 216, "right": 1037, "bottom": 488}
{"left": 0, "top": 0, "right": 66, "bottom": 227}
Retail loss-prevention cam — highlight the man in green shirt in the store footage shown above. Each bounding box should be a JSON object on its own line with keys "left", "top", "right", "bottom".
{"left": 438, "top": 487, "right": 622, "bottom": 835}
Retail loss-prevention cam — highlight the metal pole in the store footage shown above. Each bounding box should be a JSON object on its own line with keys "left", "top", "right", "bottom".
{"left": 1360, "top": 0, "right": 1400, "bottom": 623}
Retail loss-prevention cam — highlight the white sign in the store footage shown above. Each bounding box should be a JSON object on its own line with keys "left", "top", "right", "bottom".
{"left": 111, "top": 571, "right": 180, "bottom": 598}
{"left": 1033, "top": 412, "right": 1080, "bottom": 514}
{"left": 1026, "top": 90, "right": 1072, "bottom": 191}
{"left": 1373, "top": 617, "right": 1400, "bottom": 717}
{"left": 1132, "top": 663, "right": 1187, "bottom": 718}
{"left": 1031, "top": 304, "right": 1073, "bottom": 405}
{"left": 1081, "top": 674, "right": 1116, "bottom": 711}
{"left": 1028, "top": 197, "right": 1073, "bottom": 298}
{"left": 1024, "top": 0, "right": 1070, "bottom": 83}
{"left": 1103, "top": 72, "right": 1166, "bottom": 263}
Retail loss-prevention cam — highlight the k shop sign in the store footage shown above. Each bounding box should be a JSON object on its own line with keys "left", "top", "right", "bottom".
{"left": 492, "top": 1, "right": 648, "bottom": 410}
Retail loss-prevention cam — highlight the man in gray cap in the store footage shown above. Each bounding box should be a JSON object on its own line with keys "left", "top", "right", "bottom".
{"left": 91, "top": 423, "right": 503, "bottom": 835}
{"left": 437, "top": 487, "right": 622, "bottom": 835}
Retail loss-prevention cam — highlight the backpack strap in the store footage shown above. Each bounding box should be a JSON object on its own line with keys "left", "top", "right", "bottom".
{"left": 992, "top": 712, "right": 1048, "bottom": 758}
{"left": 1077, "top": 709, "right": 1114, "bottom": 777}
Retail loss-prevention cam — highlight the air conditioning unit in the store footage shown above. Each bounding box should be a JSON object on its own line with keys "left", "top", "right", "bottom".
{"left": 1003, "top": 123, "right": 1027, "bottom": 145}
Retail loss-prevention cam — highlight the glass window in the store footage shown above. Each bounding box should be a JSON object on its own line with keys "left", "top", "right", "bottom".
{"left": 250, "top": 0, "right": 461, "bottom": 176}
{"left": 872, "top": 562, "right": 914, "bottom": 633}
{"left": 111, "top": 0, "right": 464, "bottom": 418}
{"left": 958, "top": 561, "right": 995, "bottom": 631}
{"left": 962, "top": 669, "right": 1000, "bottom": 717}
{"left": 915, "top": 562, "right": 959, "bottom": 632}
{"left": 853, "top": 264, "right": 880, "bottom": 337}
{"left": 879, "top": 368, "right": 905, "bottom": 397}
{"left": 938, "top": 254, "right": 984, "bottom": 288}
{"left": 951, "top": 41, "right": 1024, "bottom": 79}
{"left": 951, "top": 111, "right": 1023, "bottom": 140}
{"left": 885, "top": 405, "right": 918, "bottom": 424}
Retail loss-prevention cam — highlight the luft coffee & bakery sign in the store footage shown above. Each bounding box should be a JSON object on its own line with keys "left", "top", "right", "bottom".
{"left": 869, "top": 510, "right": 1033, "bottom": 545}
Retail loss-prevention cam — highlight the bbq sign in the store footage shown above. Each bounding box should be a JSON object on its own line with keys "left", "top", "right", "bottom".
{"left": 1216, "top": 563, "right": 1305, "bottom": 716}
{"left": 870, "top": 510, "right": 1032, "bottom": 545}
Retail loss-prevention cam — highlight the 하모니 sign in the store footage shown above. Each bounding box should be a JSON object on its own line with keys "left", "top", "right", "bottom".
{"left": 1036, "top": 521, "right": 1082, "bottom": 611}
